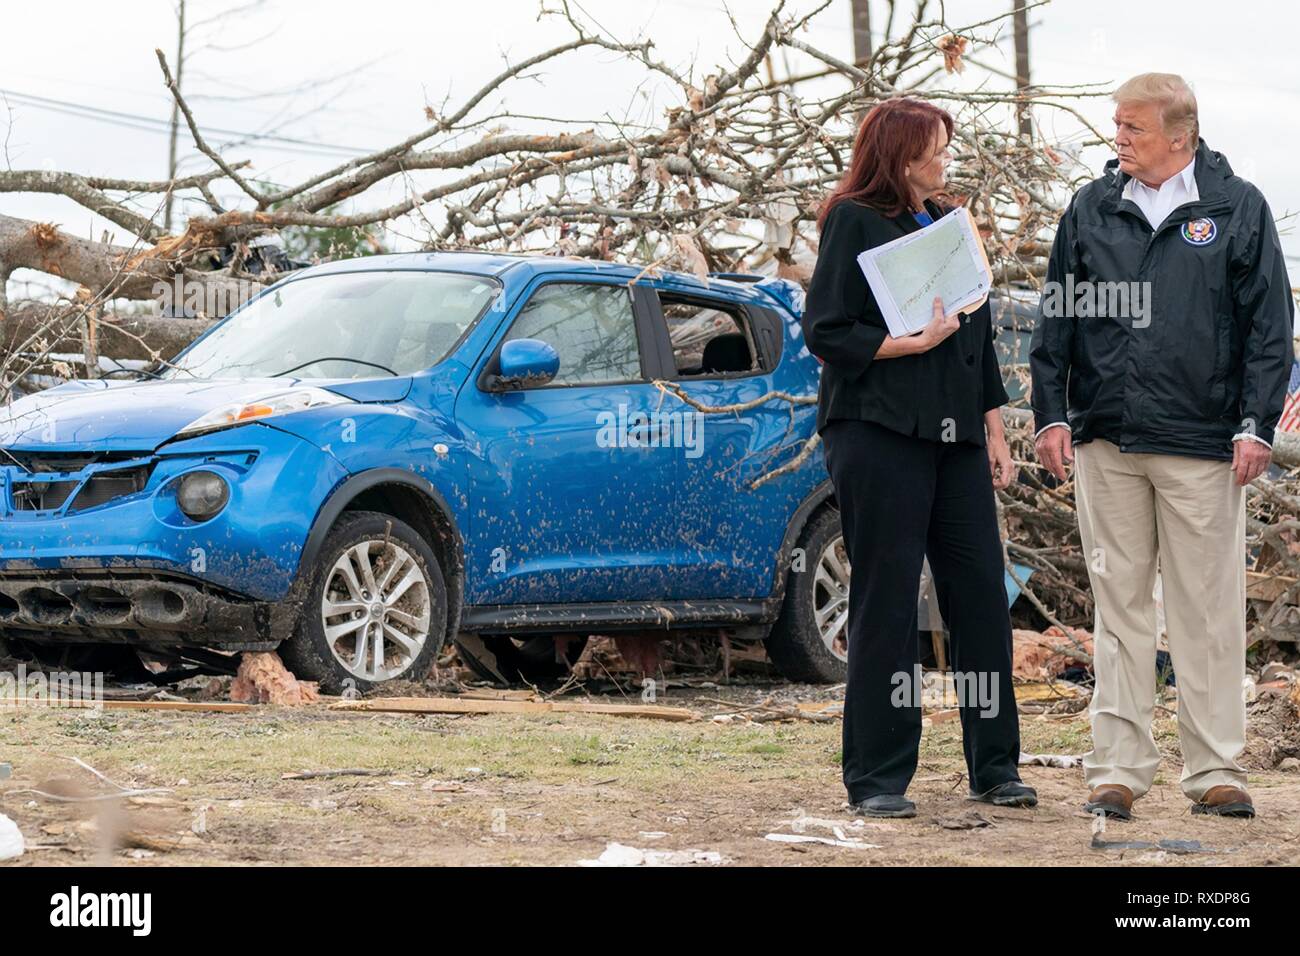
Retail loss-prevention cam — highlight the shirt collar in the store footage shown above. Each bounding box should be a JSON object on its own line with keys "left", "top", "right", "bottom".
{"left": 1128, "top": 154, "right": 1196, "bottom": 196}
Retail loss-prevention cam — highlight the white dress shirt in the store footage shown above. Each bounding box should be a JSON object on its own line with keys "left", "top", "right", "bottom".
{"left": 1036, "top": 155, "right": 1268, "bottom": 449}
{"left": 1122, "top": 155, "right": 1197, "bottom": 231}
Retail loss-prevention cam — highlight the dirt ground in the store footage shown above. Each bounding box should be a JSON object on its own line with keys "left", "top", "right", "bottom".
{"left": 2, "top": 679, "right": 1298, "bottom": 867}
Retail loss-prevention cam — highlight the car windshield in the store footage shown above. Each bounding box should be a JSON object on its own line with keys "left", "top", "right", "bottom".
{"left": 164, "top": 270, "right": 500, "bottom": 380}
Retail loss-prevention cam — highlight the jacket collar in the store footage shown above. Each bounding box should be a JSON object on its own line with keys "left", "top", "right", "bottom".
{"left": 1100, "top": 138, "right": 1232, "bottom": 215}
{"left": 887, "top": 197, "right": 946, "bottom": 235}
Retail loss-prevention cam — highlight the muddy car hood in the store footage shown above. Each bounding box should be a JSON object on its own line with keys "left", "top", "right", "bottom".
{"left": 0, "top": 377, "right": 410, "bottom": 452}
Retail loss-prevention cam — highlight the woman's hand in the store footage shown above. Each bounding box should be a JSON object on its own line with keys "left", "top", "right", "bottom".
{"left": 916, "top": 296, "right": 961, "bottom": 352}
{"left": 987, "top": 432, "right": 1015, "bottom": 490}
{"left": 875, "top": 297, "right": 961, "bottom": 359}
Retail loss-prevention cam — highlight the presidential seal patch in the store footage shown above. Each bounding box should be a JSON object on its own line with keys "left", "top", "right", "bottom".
{"left": 1182, "top": 217, "right": 1217, "bottom": 245}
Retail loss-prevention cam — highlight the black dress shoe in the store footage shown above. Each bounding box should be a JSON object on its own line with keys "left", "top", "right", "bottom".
{"left": 969, "top": 780, "right": 1038, "bottom": 807}
{"left": 851, "top": 794, "right": 917, "bottom": 818}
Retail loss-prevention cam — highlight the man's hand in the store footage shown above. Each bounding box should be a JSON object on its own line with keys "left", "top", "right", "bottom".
{"left": 1231, "top": 439, "right": 1271, "bottom": 486}
{"left": 988, "top": 434, "right": 1015, "bottom": 490}
{"left": 1034, "top": 425, "right": 1073, "bottom": 482}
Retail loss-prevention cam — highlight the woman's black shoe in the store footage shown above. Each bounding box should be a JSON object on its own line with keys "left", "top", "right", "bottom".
{"left": 851, "top": 794, "right": 917, "bottom": 818}
{"left": 969, "top": 781, "right": 1038, "bottom": 807}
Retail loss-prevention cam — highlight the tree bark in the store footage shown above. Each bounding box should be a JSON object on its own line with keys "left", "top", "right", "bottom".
{"left": 2, "top": 302, "right": 214, "bottom": 363}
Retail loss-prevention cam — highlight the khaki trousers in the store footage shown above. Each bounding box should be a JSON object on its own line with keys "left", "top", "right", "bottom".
{"left": 1073, "top": 438, "right": 1247, "bottom": 801}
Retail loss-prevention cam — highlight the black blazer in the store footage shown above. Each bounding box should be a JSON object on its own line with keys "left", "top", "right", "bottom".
{"left": 801, "top": 197, "right": 1009, "bottom": 445}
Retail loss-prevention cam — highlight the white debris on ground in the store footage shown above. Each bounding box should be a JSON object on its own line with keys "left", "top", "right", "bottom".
{"left": 764, "top": 814, "right": 883, "bottom": 849}
{"left": 0, "top": 813, "right": 25, "bottom": 861}
{"left": 765, "top": 833, "right": 880, "bottom": 849}
{"left": 1019, "top": 752, "right": 1083, "bottom": 768}
{"left": 578, "top": 842, "right": 727, "bottom": 866}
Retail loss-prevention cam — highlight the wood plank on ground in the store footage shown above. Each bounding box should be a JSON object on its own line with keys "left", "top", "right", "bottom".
{"left": 329, "top": 696, "right": 697, "bottom": 721}
{"left": 0, "top": 698, "right": 252, "bottom": 713}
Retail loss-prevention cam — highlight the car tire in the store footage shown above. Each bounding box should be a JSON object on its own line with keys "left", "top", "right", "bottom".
{"left": 281, "top": 510, "right": 447, "bottom": 694}
{"left": 765, "top": 506, "right": 850, "bottom": 684}
{"left": 455, "top": 633, "right": 589, "bottom": 686}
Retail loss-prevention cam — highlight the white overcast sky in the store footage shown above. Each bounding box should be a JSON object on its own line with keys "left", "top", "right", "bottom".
{"left": 2, "top": 0, "right": 1297, "bottom": 298}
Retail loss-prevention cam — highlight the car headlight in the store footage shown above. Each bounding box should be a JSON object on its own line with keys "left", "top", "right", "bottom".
{"left": 176, "top": 470, "right": 230, "bottom": 521}
{"left": 176, "top": 387, "right": 350, "bottom": 438}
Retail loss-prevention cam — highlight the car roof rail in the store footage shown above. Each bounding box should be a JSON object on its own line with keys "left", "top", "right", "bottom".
{"left": 706, "top": 271, "right": 763, "bottom": 283}
{"left": 705, "top": 271, "right": 804, "bottom": 316}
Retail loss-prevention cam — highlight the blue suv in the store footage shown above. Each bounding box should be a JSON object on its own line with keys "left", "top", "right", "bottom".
{"left": 0, "top": 252, "right": 854, "bottom": 690}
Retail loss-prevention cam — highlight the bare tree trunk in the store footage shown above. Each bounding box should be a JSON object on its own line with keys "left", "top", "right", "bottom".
{"left": 3, "top": 302, "right": 214, "bottom": 363}
{"left": 1013, "top": 0, "right": 1032, "bottom": 139}
{"left": 163, "top": 0, "right": 186, "bottom": 233}
{"left": 851, "top": 0, "right": 872, "bottom": 126}
{"left": 81, "top": 302, "right": 100, "bottom": 378}
{"left": 852, "top": 0, "right": 873, "bottom": 63}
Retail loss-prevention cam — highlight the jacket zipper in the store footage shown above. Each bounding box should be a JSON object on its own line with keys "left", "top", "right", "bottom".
{"left": 1111, "top": 196, "right": 1233, "bottom": 450}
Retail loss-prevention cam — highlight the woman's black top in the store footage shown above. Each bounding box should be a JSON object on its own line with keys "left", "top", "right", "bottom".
{"left": 801, "top": 197, "right": 1009, "bottom": 446}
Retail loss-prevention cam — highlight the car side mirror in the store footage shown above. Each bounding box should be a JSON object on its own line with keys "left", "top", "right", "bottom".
{"left": 492, "top": 338, "right": 559, "bottom": 390}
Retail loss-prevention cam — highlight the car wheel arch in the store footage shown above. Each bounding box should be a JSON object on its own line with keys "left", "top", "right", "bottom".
{"left": 299, "top": 468, "right": 465, "bottom": 597}
{"left": 770, "top": 479, "right": 835, "bottom": 599}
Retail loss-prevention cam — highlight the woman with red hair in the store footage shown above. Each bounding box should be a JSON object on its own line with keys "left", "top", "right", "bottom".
{"left": 803, "top": 98, "right": 1033, "bottom": 817}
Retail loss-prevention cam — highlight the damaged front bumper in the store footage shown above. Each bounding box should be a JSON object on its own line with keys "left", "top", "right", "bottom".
{"left": 0, "top": 570, "right": 297, "bottom": 650}
{"left": 0, "top": 423, "right": 347, "bottom": 649}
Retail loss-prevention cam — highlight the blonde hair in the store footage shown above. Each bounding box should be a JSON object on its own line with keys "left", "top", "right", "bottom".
{"left": 1113, "top": 73, "right": 1199, "bottom": 145}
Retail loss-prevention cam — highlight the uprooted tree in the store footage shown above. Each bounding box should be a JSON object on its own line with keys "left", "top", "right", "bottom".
{"left": 2, "top": 0, "right": 1298, "bottom": 651}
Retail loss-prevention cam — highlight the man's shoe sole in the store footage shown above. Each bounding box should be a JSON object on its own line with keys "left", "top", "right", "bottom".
{"left": 1083, "top": 801, "right": 1132, "bottom": 820}
{"left": 1192, "top": 802, "right": 1255, "bottom": 818}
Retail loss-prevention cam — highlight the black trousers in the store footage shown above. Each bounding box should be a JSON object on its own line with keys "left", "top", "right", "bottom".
{"left": 822, "top": 419, "right": 1021, "bottom": 802}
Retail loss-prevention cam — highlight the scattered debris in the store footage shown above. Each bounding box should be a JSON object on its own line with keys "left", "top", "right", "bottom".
{"left": 0, "top": 698, "right": 250, "bottom": 713}
{"left": 1242, "top": 690, "right": 1300, "bottom": 769}
{"left": 122, "top": 831, "right": 189, "bottom": 853}
{"left": 1019, "top": 752, "right": 1083, "bottom": 768}
{"left": 578, "top": 842, "right": 726, "bottom": 866}
{"left": 1260, "top": 662, "right": 1295, "bottom": 685}
{"left": 1086, "top": 816, "right": 1227, "bottom": 858}
{"left": 0, "top": 813, "right": 24, "bottom": 860}
{"left": 457, "top": 688, "right": 538, "bottom": 701}
{"left": 769, "top": 815, "right": 888, "bottom": 848}
{"left": 281, "top": 769, "right": 386, "bottom": 781}
{"left": 765, "top": 832, "right": 879, "bottom": 849}
{"left": 698, "top": 696, "right": 841, "bottom": 723}
{"left": 1013, "top": 628, "right": 1094, "bottom": 680}
{"left": 331, "top": 696, "right": 695, "bottom": 721}
{"left": 5, "top": 754, "right": 171, "bottom": 804}
{"left": 1013, "top": 679, "right": 1091, "bottom": 715}
{"left": 1090, "top": 835, "right": 1225, "bottom": 855}
{"left": 230, "top": 652, "right": 320, "bottom": 706}
{"left": 922, "top": 708, "right": 960, "bottom": 727}
{"left": 934, "top": 811, "right": 994, "bottom": 830}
